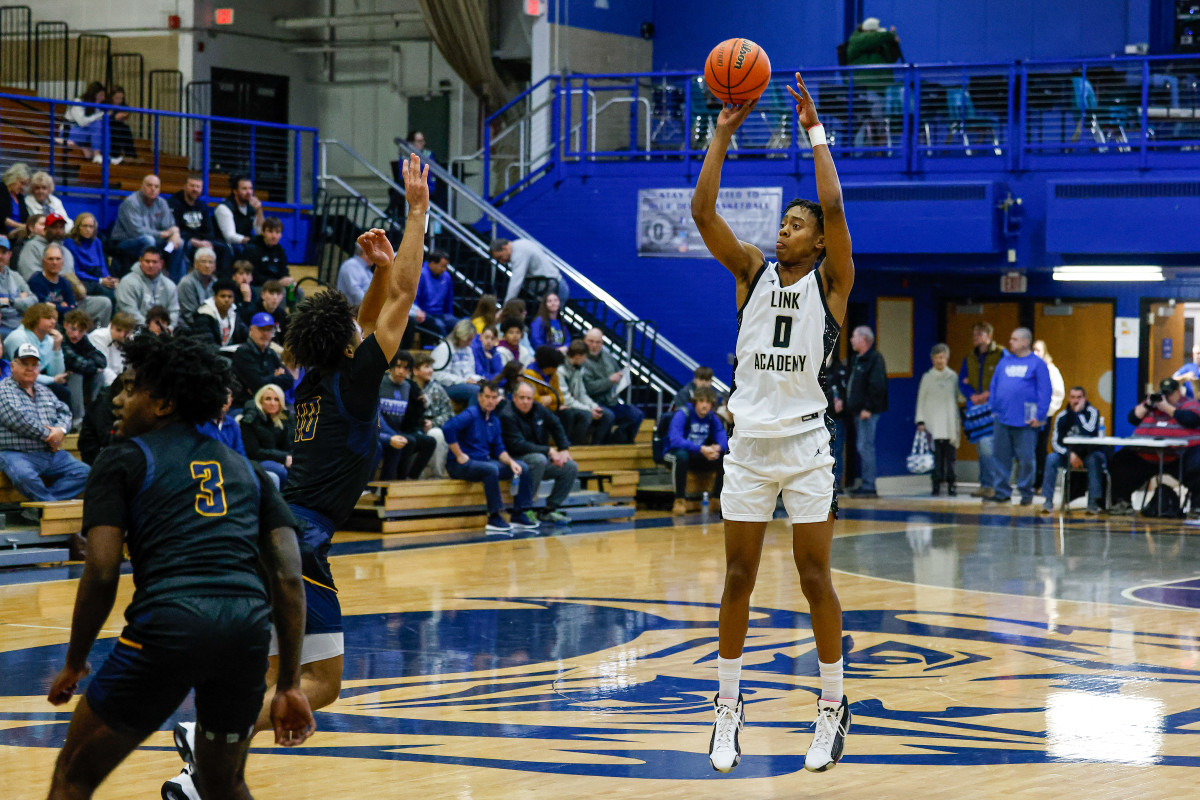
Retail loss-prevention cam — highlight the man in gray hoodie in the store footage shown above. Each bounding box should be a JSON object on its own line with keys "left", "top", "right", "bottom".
{"left": 115, "top": 246, "right": 179, "bottom": 328}
{"left": 0, "top": 236, "right": 34, "bottom": 338}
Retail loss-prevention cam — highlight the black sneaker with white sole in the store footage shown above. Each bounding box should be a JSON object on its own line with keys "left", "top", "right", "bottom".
{"left": 173, "top": 721, "right": 195, "bottom": 767}
{"left": 485, "top": 514, "right": 514, "bottom": 535}
{"left": 707, "top": 693, "right": 745, "bottom": 772}
{"left": 161, "top": 767, "right": 200, "bottom": 800}
{"left": 804, "top": 695, "right": 851, "bottom": 773}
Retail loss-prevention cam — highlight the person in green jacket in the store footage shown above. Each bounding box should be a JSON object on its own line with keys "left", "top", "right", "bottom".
{"left": 846, "top": 18, "right": 903, "bottom": 147}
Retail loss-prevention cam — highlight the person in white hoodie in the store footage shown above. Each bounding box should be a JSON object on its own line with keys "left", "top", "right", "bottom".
{"left": 23, "top": 172, "right": 73, "bottom": 233}
{"left": 87, "top": 311, "right": 135, "bottom": 386}
{"left": 916, "top": 343, "right": 966, "bottom": 496}
{"left": 431, "top": 318, "right": 482, "bottom": 405}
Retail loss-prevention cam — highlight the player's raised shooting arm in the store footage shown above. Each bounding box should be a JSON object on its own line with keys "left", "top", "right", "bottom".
{"left": 788, "top": 73, "right": 854, "bottom": 321}
{"left": 372, "top": 153, "right": 428, "bottom": 363}
{"left": 690, "top": 101, "right": 764, "bottom": 283}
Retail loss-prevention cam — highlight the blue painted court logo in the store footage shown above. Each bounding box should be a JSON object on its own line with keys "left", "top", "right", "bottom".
{"left": 2, "top": 597, "right": 1198, "bottom": 777}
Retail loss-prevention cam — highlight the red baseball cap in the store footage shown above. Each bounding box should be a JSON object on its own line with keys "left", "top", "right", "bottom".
{"left": 44, "top": 213, "right": 67, "bottom": 227}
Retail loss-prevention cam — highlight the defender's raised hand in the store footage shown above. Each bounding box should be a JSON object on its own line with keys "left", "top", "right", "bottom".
{"left": 402, "top": 152, "right": 430, "bottom": 215}
{"left": 785, "top": 72, "right": 821, "bottom": 130}
{"left": 356, "top": 228, "right": 394, "bottom": 269}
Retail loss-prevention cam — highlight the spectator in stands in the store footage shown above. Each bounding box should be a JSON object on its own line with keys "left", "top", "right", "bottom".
{"left": 415, "top": 250, "right": 456, "bottom": 336}
{"left": 238, "top": 279, "right": 289, "bottom": 339}
{"left": 1032, "top": 339, "right": 1066, "bottom": 486}
{"left": 581, "top": 327, "right": 644, "bottom": 444}
{"left": 961, "top": 321, "right": 1005, "bottom": 498}
{"left": 847, "top": 18, "right": 902, "bottom": 87}
{"left": 279, "top": 346, "right": 304, "bottom": 408}
{"left": 78, "top": 380, "right": 116, "bottom": 465}
{"left": 666, "top": 385, "right": 728, "bottom": 516}
{"left": 197, "top": 388, "right": 261, "bottom": 473}
{"left": 845, "top": 325, "right": 888, "bottom": 497}
{"left": 88, "top": 311, "right": 135, "bottom": 387}
{"left": 214, "top": 176, "right": 264, "bottom": 258}
{"left": 491, "top": 238, "right": 569, "bottom": 303}
{"left": 11, "top": 213, "right": 43, "bottom": 265}
{"left": 671, "top": 365, "right": 728, "bottom": 415}
{"left": 986, "top": 327, "right": 1051, "bottom": 506}
{"left": 336, "top": 244, "right": 373, "bottom": 307}
{"left": 3, "top": 163, "right": 30, "bottom": 233}
{"left": 61, "top": 309, "right": 106, "bottom": 427}
{"left": 169, "top": 174, "right": 231, "bottom": 275}
{"left": 413, "top": 351, "right": 452, "bottom": 478}
{"left": 561, "top": 339, "right": 615, "bottom": 445}
{"left": 3, "top": 304, "right": 68, "bottom": 408}
{"left": 916, "top": 343, "right": 965, "bottom": 496}
{"left": 378, "top": 351, "right": 436, "bottom": 481}
{"left": 499, "top": 298, "right": 526, "bottom": 324}
{"left": 63, "top": 213, "right": 118, "bottom": 302}
{"left": 523, "top": 345, "right": 591, "bottom": 445}
{"left": 443, "top": 381, "right": 538, "bottom": 534}
{"left": 18, "top": 214, "right": 111, "bottom": 326}
{"left": 111, "top": 175, "right": 185, "bottom": 279}
{"left": 497, "top": 317, "right": 534, "bottom": 368}
{"left": 500, "top": 380, "right": 577, "bottom": 525}
{"left": 230, "top": 259, "right": 257, "bottom": 309}
{"left": 470, "top": 294, "right": 499, "bottom": 334}
{"left": 105, "top": 85, "right": 138, "bottom": 164}
{"left": 1040, "top": 386, "right": 1104, "bottom": 514}
{"left": 1107, "top": 379, "right": 1200, "bottom": 515}
{"left": 433, "top": 318, "right": 482, "bottom": 405}
{"left": 0, "top": 342, "right": 89, "bottom": 501}
{"left": 24, "top": 172, "right": 73, "bottom": 232}
{"left": 28, "top": 243, "right": 77, "bottom": 318}
{"left": 0, "top": 235, "right": 33, "bottom": 339}
{"left": 65, "top": 82, "right": 108, "bottom": 163}
{"left": 825, "top": 352, "right": 849, "bottom": 491}
{"left": 143, "top": 305, "right": 173, "bottom": 336}
{"left": 239, "top": 383, "right": 293, "bottom": 489}
{"left": 1173, "top": 345, "right": 1200, "bottom": 399}
{"left": 472, "top": 326, "right": 506, "bottom": 382}
{"left": 115, "top": 246, "right": 179, "bottom": 328}
{"left": 245, "top": 217, "right": 296, "bottom": 292}
{"left": 177, "top": 247, "right": 218, "bottom": 327}
{"left": 529, "top": 292, "right": 570, "bottom": 351}
{"left": 232, "top": 312, "right": 291, "bottom": 405}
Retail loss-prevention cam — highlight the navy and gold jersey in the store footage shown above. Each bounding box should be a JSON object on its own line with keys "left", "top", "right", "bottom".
{"left": 283, "top": 333, "right": 389, "bottom": 526}
{"left": 82, "top": 423, "right": 297, "bottom": 621}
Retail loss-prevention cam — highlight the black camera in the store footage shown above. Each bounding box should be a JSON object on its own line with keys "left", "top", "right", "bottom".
{"left": 1148, "top": 393, "right": 1164, "bottom": 404}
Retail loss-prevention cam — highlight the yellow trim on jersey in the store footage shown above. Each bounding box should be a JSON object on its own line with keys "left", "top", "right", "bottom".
{"left": 117, "top": 636, "right": 143, "bottom": 650}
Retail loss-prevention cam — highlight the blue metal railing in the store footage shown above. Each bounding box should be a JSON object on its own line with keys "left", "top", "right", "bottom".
{"left": 0, "top": 90, "right": 320, "bottom": 230}
{"left": 483, "top": 54, "right": 1200, "bottom": 201}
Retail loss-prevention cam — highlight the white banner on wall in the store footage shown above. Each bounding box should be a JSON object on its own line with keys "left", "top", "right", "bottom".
{"left": 637, "top": 187, "right": 783, "bottom": 257}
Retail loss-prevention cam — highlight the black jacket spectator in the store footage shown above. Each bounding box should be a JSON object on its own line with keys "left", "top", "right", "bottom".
{"left": 167, "top": 190, "right": 216, "bottom": 243}
{"left": 1051, "top": 401, "right": 1101, "bottom": 457}
{"left": 78, "top": 382, "right": 117, "bottom": 465}
{"left": 238, "top": 400, "right": 294, "bottom": 463}
{"left": 231, "top": 341, "right": 292, "bottom": 405}
{"left": 243, "top": 235, "right": 289, "bottom": 286}
{"left": 846, "top": 346, "right": 888, "bottom": 415}
{"left": 188, "top": 311, "right": 248, "bottom": 348}
{"left": 62, "top": 333, "right": 106, "bottom": 379}
{"left": 499, "top": 401, "right": 571, "bottom": 456}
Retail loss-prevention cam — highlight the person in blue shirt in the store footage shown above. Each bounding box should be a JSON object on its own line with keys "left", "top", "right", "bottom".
{"left": 443, "top": 381, "right": 538, "bottom": 535}
{"left": 1171, "top": 345, "right": 1200, "bottom": 399}
{"left": 27, "top": 243, "right": 78, "bottom": 317}
{"left": 986, "top": 327, "right": 1051, "bottom": 506}
{"left": 529, "top": 292, "right": 570, "bottom": 351}
{"left": 195, "top": 388, "right": 247, "bottom": 455}
{"left": 471, "top": 326, "right": 505, "bottom": 381}
{"left": 414, "top": 250, "right": 457, "bottom": 336}
{"left": 377, "top": 351, "right": 435, "bottom": 480}
{"left": 666, "top": 386, "right": 728, "bottom": 516}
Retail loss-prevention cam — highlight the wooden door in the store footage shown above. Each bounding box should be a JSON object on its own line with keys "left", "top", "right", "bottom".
{"left": 1033, "top": 302, "right": 1114, "bottom": 431}
{"left": 944, "top": 301, "right": 1021, "bottom": 462}
{"left": 1147, "top": 301, "right": 1186, "bottom": 396}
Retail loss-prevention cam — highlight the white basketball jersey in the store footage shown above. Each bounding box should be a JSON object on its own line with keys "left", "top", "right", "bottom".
{"left": 728, "top": 262, "right": 840, "bottom": 438}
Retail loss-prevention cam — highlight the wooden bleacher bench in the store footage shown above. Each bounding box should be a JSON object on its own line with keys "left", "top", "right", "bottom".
{"left": 20, "top": 500, "right": 83, "bottom": 537}
{"left": 570, "top": 443, "right": 658, "bottom": 472}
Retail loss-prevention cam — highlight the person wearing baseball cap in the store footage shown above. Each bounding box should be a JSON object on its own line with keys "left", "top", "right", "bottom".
{"left": 231, "top": 311, "right": 293, "bottom": 404}
{"left": 0, "top": 339, "right": 90, "bottom": 502}
{"left": 1105, "top": 376, "right": 1200, "bottom": 515}
{"left": 0, "top": 234, "right": 34, "bottom": 338}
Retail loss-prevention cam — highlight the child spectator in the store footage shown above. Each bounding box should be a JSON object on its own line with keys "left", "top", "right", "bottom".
{"left": 187, "top": 278, "right": 246, "bottom": 349}
{"left": 239, "top": 383, "right": 293, "bottom": 489}
{"left": 529, "top": 292, "right": 570, "bottom": 351}
{"left": 432, "top": 318, "right": 482, "bottom": 405}
{"left": 560, "top": 339, "right": 615, "bottom": 444}
{"left": 65, "top": 82, "right": 107, "bottom": 162}
{"left": 470, "top": 294, "right": 498, "bottom": 334}
{"left": 143, "top": 305, "right": 173, "bottom": 336}
{"left": 238, "top": 279, "right": 289, "bottom": 339}
{"left": 4, "top": 304, "right": 68, "bottom": 407}
{"left": 413, "top": 351, "right": 451, "bottom": 477}
{"left": 497, "top": 317, "right": 534, "bottom": 367}
{"left": 472, "top": 326, "right": 505, "bottom": 381}
{"left": 88, "top": 311, "right": 135, "bottom": 386}
{"left": 245, "top": 217, "right": 297, "bottom": 295}
{"left": 377, "top": 351, "right": 436, "bottom": 481}
{"left": 915, "top": 343, "right": 966, "bottom": 496}
{"left": 666, "top": 386, "right": 727, "bottom": 516}
{"left": 230, "top": 259, "right": 258, "bottom": 309}
{"left": 61, "top": 309, "right": 106, "bottom": 427}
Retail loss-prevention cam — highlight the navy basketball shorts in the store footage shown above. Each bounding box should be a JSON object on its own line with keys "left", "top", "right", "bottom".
{"left": 289, "top": 504, "right": 343, "bottom": 636}
{"left": 85, "top": 596, "right": 271, "bottom": 739}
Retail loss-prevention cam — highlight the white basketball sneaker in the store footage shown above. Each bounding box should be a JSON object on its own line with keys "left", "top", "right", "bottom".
{"left": 172, "top": 721, "right": 196, "bottom": 766}
{"left": 804, "top": 695, "right": 851, "bottom": 772}
{"left": 161, "top": 767, "right": 200, "bottom": 800}
{"left": 707, "top": 694, "right": 745, "bottom": 772}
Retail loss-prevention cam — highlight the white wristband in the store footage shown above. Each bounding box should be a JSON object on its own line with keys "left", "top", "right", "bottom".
{"left": 806, "top": 124, "right": 827, "bottom": 148}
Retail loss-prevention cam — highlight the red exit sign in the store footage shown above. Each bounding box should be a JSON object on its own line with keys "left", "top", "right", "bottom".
{"left": 215, "top": 8, "right": 234, "bottom": 25}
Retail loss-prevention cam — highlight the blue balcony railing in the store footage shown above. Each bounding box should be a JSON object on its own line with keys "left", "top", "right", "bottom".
{"left": 0, "top": 90, "right": 319, "bottom": 230}
{"left": 483, "top": 54, "right": 1200, "bottom": 202}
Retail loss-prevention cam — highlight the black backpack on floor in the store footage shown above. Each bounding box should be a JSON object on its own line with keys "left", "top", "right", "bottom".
{"left": 1142, "top": 485, "right": 1184, "bottom": 518}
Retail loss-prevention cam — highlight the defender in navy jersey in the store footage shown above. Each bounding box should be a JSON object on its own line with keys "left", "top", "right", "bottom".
{"left": 690, "top": 73, "right": 855, "bottom": 775}
{"left": 45, "top": 334, "right": 312, "bottom": 800}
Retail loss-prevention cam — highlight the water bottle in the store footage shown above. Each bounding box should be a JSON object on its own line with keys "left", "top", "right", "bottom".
{"left": 1099, "top": 416, "right": 1106, "bottom": 438}
{"left": 702, "top": 491, "right": 710, "bottom": 510}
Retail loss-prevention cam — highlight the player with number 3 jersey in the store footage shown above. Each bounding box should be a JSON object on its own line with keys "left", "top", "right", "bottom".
{"left": 690, "top": 72, "right": 855, "bottom": 775}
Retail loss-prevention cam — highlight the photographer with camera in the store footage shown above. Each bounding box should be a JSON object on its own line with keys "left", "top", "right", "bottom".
{"left": 1106, "top": 378, "right": 1200, "bottom": 515}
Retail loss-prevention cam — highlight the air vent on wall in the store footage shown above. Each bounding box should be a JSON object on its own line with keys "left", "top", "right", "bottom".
{"left": 843, "top": 184, "right": 988, "bottom": 202}
{"left": 1054, "top": 182, "right": 1200, "bottom": 199}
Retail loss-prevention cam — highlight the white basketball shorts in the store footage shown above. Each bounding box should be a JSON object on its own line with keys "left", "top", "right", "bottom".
{"left": 721, "top": 425, "right": 836, "bottom": 524}
{"left": 268, "top": 629, "right": 345, "bottom": 665}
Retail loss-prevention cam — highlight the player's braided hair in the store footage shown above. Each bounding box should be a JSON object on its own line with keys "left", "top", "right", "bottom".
{"left": 285, "top": 290, "right": 357, "bottom": 373}
{"left": 123, "top": 334, "right": 232, "bottom": 425}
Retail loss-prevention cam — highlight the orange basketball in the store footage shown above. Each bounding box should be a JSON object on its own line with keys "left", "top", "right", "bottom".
{"left": 704, "top": 38, "right": 771, "bottom": 105}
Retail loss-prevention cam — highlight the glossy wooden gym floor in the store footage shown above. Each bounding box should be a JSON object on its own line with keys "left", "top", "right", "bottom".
{"left": 2, "top": 496, "right": 1199, "bottom": 799}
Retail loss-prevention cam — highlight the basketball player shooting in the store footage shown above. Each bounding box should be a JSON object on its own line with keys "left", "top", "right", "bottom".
{"left": 690, "top": 72, "right": 854, "bottom": 774}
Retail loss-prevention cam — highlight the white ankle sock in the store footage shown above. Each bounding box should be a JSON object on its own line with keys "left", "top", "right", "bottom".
{"left": 818, "top": 658, "right": 843, "bottom": 703}
{"left": 717, "top": 656, "right": 742, "bottom": 702}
